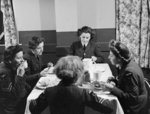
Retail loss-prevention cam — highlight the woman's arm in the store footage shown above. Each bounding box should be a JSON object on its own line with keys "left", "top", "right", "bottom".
{"left": 111, "top": 71, "right": 139, "bottom": 104}
{"left": 0, "top": 71, "right": 26, "bottom": 101}
{"left": 29, "top": 91, "right": 48, "bottom": 114}
{"left": 84, "top": 89, "right": 113, "bottom": 113}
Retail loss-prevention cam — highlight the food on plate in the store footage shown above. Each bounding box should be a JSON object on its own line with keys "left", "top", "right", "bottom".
{"left": 91, "top": 81, "right": 101, "bottom": 88}
{"left": 39, "top": 78, "right": 50, "bottom": 87}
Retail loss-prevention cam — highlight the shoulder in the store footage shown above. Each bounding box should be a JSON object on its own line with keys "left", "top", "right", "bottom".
{"left": 90, "top": 42, "right": 101, "bottom": 49}
{"left": 123, "top": 68, "right": 139, "bottom": 81}
{"left": 0, "top": 63, "right": 10, "bottom": 79}
{"left": 125, "top": 60, "right": 143, "bottom": 77}
{"left": 124, "top": 70, "right": 133, "bottom": 78}
{"left": 24, "top": 51, "right": 32, "bottom": 61}
{"left": 0, "top": 63, "right": 9, "bottom": 74}
{"left": 72, "top": 41, "right": 80, "bottom": 45}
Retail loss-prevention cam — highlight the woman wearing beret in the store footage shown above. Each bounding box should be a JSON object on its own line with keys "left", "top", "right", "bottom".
{"left": 105, "top": 40, "right": 147, "bottom": 114}
{"left": 0, "top": 45, "right": 29, "bottom": 114}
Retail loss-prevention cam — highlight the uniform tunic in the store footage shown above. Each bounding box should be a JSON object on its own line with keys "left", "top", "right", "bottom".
{"left": 69, "top": 41, "right": 104, "bottom": 63}
{"left": 0, "top": 62, "right": 28, "bottom": 114}
{"left": 111, "top": 60, "right": 147, "bottom": 114}
{"left": 24, "top": 50, "right": 44, "bottom": 89}
{"left": 30, "top": 81, "right": 113, "bottom": 114}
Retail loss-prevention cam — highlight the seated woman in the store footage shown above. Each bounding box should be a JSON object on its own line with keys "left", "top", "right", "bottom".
{"left": 24, "top": 36, "right": 53, "bottom": 89}
{"left": 29, "top": 55, "right": 113, "bottom": 114}
{"left": 104, "top": 40, "right": 147, "bottom": 114}
{"left": 69, "top": 26, "right": 104, "bottom": 63}
{"left": 0, "top": 45, "right": 29, "bottom": 114}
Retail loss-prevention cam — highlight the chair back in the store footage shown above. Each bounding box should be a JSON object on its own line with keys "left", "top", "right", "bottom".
{"left": 144, "top": 78, "right": 150, "bottom": 114}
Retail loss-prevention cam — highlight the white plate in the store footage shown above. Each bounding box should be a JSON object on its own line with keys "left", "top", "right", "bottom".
{"left": 94, "top": 90, "right": 110, "bottom": 95}
{"left": 36, "top": 83, "right": 48, "bottom": 89}
{"left": 36, "top": 76, "right": 60, "bottom": 89}
{"left": 36, "top": 77, "right": 51, "bottom": 89}
{"left": 79, "top": 82, "right": 102, "bottom": 90}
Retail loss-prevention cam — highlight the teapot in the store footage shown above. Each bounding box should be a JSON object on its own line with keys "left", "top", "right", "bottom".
{"left": 82, "top": 58, "right": 93, "bottom": 71}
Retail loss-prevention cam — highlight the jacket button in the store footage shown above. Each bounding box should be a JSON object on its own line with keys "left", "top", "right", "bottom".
{"left": 84, "top": 53, "right": 86, "bottom": 55}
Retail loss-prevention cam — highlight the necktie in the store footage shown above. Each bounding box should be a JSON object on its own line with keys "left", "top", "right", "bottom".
{"left": 83, "top": 45, "right": 86, "bottom": 51}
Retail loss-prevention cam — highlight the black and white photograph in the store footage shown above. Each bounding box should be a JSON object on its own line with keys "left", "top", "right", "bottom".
{"left": 0, "top": 0, "right": 150, "bottom": 114}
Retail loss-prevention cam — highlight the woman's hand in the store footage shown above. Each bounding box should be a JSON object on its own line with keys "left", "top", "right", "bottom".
{"left": 40, "top": 69, "right": 48, "bottom": 77}
{"left": 47, "top": 62, "right": 53, "bottom": 68}
{"left": 107, "top": 77, "right": 117, "bottom": 86}
{"left": 17, "top": 63, "right": 25, "bottom": 77}
{"left": 104, "top": 82, "right": 114, "bottom": 91}
{"left": 91, "top": 56, "right": 97, "bottom": 63}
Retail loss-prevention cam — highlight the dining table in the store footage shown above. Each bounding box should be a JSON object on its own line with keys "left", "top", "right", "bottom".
{"left": 24, "top": 63, "right": 124, "bottom": 114}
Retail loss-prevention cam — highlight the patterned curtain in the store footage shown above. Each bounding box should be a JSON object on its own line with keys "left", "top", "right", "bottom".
{"left": 116, "top": 0, "right": 150, "bottom": 68}
{"left": 1, "top": 0, "right": 18, "bottom": 48}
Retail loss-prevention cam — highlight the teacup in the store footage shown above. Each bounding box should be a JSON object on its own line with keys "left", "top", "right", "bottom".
{"left": 82, "top": 58, "right": 93, "bottom": 71}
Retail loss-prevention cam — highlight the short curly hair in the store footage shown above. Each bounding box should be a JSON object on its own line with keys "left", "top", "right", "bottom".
{"left": 3, "top": 44, "right": 23, "bottom": 62}
{"left": 53, "top": 55, "right": 84, "bottom": 85}
{"left": 109, "top": 39, "right": 131, "bottom": 62}
{"left": 28, "top": 36, "right": 45, "bottom": 49}
{"left": 77, "top": 26, "right": 95, "bottom": 40}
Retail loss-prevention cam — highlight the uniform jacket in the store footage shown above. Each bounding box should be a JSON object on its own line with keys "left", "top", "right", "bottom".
{"left": 24, "top": 50, "right": 44, "bottom": 89}
{"left": 0, "top": 62, "right": 27, "bottom": 114}
{"left": 69, "top": 41, "right": 104, "bottom": 63}
{"left": 29, "top": 81, "right": 113, "bottom": 114}
{"left": 111, "top": 60, "right": 147, "bottom": 114}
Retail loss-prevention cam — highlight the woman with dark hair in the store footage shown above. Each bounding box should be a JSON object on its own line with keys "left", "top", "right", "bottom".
{"left": 69, "top": 26, "right": 104, "bottom": 63}
{"left": 0, "top": 45, "right": 28, "bottom": 114}
{"left": 29, "top": 55, "right": 113, "bottom": 114}
{"left": 104, "top": 40, "right": 147, "bottom": 114}
{"left": 24, "top": 36, "right": 53, "bottom": 89}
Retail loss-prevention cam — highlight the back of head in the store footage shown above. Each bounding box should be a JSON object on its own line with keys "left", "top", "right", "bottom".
{"left": 109, "top": 39, "right": 131, "bottom": 62}
{"left": 28, "top": 36, "right": 45, "bottom": 49}
{"left": 3, "top": 44, "right": 23, "bottom": 63}
{"left": 53, "top": 55, "right": 84, "bottom": 85}
{"left": 77, "top": 26, "right": 95, "bottom": 40}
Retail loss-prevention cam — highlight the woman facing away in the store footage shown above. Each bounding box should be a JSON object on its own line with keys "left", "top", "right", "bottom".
{"left": 104, "top": 39, "right": 147, "bottom": 114}
{"left": 29, "top": 55, "right": 113, "bottom": 114}
{"left": 69, "top": 26, "right": 104, "bottom": 63}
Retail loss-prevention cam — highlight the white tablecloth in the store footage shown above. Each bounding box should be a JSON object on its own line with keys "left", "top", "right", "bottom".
{"left": 25, "top": 63, "right": 124, "bottom": 114}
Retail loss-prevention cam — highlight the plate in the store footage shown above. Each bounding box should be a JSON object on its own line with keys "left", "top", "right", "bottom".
{"left": 79, "top": 82, "right": 102, "bottom": 90}
{"left": 36, "top": 78, "right": 51, "bottom": 89}
{"left": 36, "top": 83, "right": 48, "bottom": 89}
{"left": 42, "top": 67, "right": 54, "bottom": 74}
{"left": 94, "top": 90, "right": 110, "bottom": 95}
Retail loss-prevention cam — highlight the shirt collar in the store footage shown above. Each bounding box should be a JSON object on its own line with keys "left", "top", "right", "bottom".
{"left": 81, "top": 42, "right": 88, "bottom": 47}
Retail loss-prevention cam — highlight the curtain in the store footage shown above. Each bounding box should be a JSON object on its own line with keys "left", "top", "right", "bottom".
{"left": 1, "top": 0, "right": 18, "bottom": 48}
{"left": 116, "top": 0, "right": 150, "bottom": 68}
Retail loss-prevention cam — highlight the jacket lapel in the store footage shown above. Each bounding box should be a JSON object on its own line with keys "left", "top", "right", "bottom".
{"left": 117, "top": 61, "right": 129, "bottom": 87}
{"left": 84, "top": 42, "right": 91, "bottom": 52}
{"left": 28, "top": 50, "right": 41, "bottom": 69}
{"left": 77, "top": 41, "right": 85, "bottom": 54}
